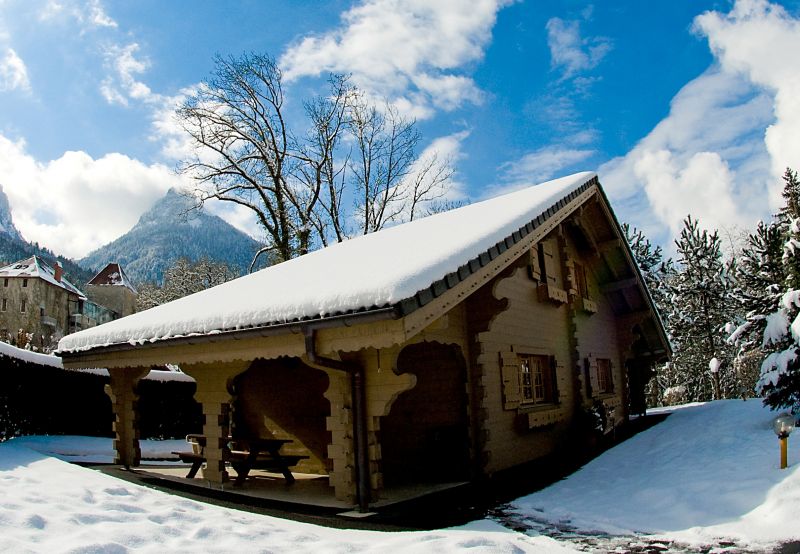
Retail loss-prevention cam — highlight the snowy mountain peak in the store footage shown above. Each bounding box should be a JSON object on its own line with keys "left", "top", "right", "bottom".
{"left": 80, "top": 188, "right": 264, "bottom": 285}
{"left": 0, "top": 184, "right": 23, "bottom": 241}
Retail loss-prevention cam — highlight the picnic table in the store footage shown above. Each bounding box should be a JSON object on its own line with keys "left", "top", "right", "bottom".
{"left": 172, "top": 434, "right": 308, "bottom": 485}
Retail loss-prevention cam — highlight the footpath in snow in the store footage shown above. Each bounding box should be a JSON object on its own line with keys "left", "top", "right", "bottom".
{"left": 501, "top": 399, "right": 800, "bottom": 551}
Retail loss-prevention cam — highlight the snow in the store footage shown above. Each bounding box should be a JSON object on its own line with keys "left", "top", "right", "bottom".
{"left": 0, "top": 256, "right": 86, "bottom": 299}
{"left": 1, "top": 400, "right": 797, "bottom": 552}
{"left": 508, "top": 400, "right": 800, "bottom": 550}
{"left": 57, "top": 172, "right": 595, "bottom": 353}
{"left": 0, "top": 442, "right": 571, "bottom": 553}
{"left": 708, "top": 356, "right": 720, "bottom": 373}
{"left": 0, "top": 340, "right": 62, "bottom": 367}
{"left": 0, "top": 341, "right": 195, "bottom": 383}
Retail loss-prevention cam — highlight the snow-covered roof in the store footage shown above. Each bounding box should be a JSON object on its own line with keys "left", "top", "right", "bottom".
{"left": 0, "top": 256, "right": 86, "bottom": 299}
{"left": 87, "top": 263, "right": 137, "bottom": 293}
{"left": 57, "top": 172, "right": 597, "bottom": 354}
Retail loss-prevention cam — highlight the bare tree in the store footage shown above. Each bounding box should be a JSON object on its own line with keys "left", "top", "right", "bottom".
{"left": 176, "top": 52, "right": 457, "bottom": 266}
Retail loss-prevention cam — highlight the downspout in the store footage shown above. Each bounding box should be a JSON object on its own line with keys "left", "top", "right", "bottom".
{"left": 303, "top": 327, "right": 371, "bottom": 512}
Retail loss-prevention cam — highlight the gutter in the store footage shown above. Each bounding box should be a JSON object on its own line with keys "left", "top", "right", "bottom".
{"left": 58, "top": 306, "right": 400, "bottom": 361}
{"left": 303, "top": 327, "right": 371, "bottom": 513}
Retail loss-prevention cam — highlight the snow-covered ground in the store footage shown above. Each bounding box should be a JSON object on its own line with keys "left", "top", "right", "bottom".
{"left": 1, "top": 400, "right": 798, "bottom": 552}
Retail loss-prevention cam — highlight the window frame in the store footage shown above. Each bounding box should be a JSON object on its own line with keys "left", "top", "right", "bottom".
{"left": 596, "top": 358, "right": 614, "bottom": 395}
{"left": 518, "top": 353, "right": 557, "bottom": 406}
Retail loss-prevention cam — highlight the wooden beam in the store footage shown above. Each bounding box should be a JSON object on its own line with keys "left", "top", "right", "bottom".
{"left": 601, "top": 277, "right": 638, "bottom": 294}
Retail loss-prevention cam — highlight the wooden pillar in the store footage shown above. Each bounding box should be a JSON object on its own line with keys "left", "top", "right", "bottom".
{"left": 105, "top": 367, "right": 151, "bottom": 468}
{"left": 182, "top": 361, "right": 250, "bottom": 483}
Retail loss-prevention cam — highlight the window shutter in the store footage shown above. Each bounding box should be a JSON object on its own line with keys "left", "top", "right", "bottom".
{"left": 540, "top": 240, "right": 558, "bottom": 288}
{"left": 588, "top": 354, "right": 599, "bottom": 397}
{"left": 500, "top": 351, "right": 520, "bottom": 410}
{"left": 549, "top": 355, "right": 560, "bottom": 403}
{"left": 529, "top": 246, "right": 542, "bottom": 281}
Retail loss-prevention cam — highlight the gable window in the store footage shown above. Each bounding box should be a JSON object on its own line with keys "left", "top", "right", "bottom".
{"left": 22, "top": 278, "right": 28, "bottom": 288}
{"left": 500, "top": 351, "right": 559, "bottom": 410}
{"left": 20, "top": 299, "right": 26, "bottom": 313}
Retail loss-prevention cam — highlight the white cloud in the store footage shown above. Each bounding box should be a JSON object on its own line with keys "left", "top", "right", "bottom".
{"left": 100, "top": 43, "right": 156, "bottom": 106}
{"left": 600, "top": 0, "right": 800, "bottom": 246}
{"left": 280, "top": 0, "right": 512, "bottom": 118}
{"left": 694, "top": 0, "right": 800, "bottom": 181}
{"left": 501, "top": 145, "right": 595, "bottom": 189}
{"left": 545, "top": 17, "right": 611, "bottom": 79}
{"left": 600, "top": 67, "right": 774, "bottom": 242}
{"left": 633, "top": 150, "right": 743, "bottom": 237}
{"left": 0, "top": 134, "right": 183, "bottom": 258}
{"left": 0, "top": 48, "right": 30, "bottom": 92}
{"left": 39, "top": 0, "right": 117, "bottom": 30}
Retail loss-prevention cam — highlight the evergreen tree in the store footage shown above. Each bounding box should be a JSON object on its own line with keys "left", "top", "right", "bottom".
{"left": 727, "top": 220, "right": 785, "bottom": 394}
{"left": 622, "top": 223, "right": 674, "bottom": 328}
{"left": 746, "top": 168, "right": 800, "bottom": 411}
{"left": 758, "top": 217, "right": 800, "bottom": 411}
{"left": 667, "top": 216, "right": 736, "bottom": 402}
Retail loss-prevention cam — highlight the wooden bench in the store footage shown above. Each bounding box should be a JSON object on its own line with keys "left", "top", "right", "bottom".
{"left": 172, "top": 435, "right": 308, "bottom": 484}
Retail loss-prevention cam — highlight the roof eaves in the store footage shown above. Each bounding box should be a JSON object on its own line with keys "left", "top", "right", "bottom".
{"left": 393, "top": 177, "right": 597, "bottom": 317}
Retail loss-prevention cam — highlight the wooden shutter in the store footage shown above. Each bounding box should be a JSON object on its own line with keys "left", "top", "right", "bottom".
{"left": 549, "top": 355, "right": 560, "bottom": 404}
{"left": 583, "top": 355, "right": 597, "bottom": 398}
{"left": 529, "top": 245, "right": 542, "bottom": 281}
{"left": 500, "top": 351, "right": 520, "bottom": 410}
{"left": 540, "top": 240, "right": 558, "bottom": 288}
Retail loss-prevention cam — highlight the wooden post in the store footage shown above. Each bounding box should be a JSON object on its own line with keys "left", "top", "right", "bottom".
{"left": 105, "top": 367, "right": 151, "bottom": 468}
{"left": 181, "top": 361, "right": 250, "bottom": 484}
{"left": 781, "top": 436, "right": 788, "bottom": 469}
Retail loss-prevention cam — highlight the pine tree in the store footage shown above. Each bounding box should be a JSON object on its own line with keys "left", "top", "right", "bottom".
{"left": 667, "top": 216, "right": 736, "bottom": 402}
{"left": 749, "top": 168, "right": 800, "bottom": 410}
{"left": 728, "top": 220, "right": 785, "bottom": 394}
{"left": 758, "top": 217, "right": 800, "bottom": 411}
{"left": 622, "top": 223, "right": 674, "bottom": 328}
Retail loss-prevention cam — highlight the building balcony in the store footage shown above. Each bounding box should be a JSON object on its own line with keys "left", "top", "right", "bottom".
{"left": 41, "top": 315, "right": 57, "bottom": 328}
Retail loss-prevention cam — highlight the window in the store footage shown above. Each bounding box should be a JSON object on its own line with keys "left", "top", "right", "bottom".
{"left": 2, "top": 278, "right": 7, "bottom": 287}
{"left": 1, "top": 298, "right": 6, "bottom": 311}
{"left": 22, "top": 278, "right": 28, "bottom": 288}
{"left": 586, "top": 355, "right": 614, "bottom": 396}
{"left": 519, "top": 354, "right": 557, "bottom": 405}
{"left": 20, "top": 299, "right": 26, "bottom": 313}
{"left": 596, "top": 358, "right": 613, "bottom": 394}
{"left": 500, "top": 351, "right": 560, "bottom": 410}
{"left": 39, "top": 306, "right": 45, "bottom": 317}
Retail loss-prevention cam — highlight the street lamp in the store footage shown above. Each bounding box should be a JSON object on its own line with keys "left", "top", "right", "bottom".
{"left": 773, "top": 413, "right": 795, "bottom": 469}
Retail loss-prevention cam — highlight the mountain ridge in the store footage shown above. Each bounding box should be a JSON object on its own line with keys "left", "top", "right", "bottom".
{"left": 80, "top": 189, "right": 265, "bottom": 285}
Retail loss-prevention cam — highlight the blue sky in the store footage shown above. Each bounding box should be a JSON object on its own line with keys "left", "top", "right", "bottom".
{"left": 0, "top": 0, "right": 798, "bottom": 259}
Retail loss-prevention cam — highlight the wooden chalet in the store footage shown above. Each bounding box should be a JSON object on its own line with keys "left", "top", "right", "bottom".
{"left": 57, "top": 172, "right": 669, "bottom": 511}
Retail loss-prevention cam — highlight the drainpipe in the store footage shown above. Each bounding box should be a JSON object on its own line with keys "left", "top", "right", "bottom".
{"left": 303, "top": 327, "right": 371, "bottom": 513}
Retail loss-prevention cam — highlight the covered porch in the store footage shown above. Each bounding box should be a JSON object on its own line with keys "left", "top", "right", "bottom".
{"left": 61, "top": 308, "right": 476, "bottom": 513}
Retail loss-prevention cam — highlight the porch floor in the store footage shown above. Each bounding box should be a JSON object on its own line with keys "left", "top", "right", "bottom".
{"left": 137, "top": 464, "right": 468, "bottom": 512}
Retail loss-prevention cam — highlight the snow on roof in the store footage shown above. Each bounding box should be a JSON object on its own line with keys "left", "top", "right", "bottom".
{"left": 0, "top": 256, "right": 86, "bottom": 299}
{"left": 0, "top": 340, "right": 194, "bottom": 382}
{"left": 57, "top": 172, "right": 596, "bottom": 354}
{"left": 87, "top": 263, "right": 137, "bottom": 293}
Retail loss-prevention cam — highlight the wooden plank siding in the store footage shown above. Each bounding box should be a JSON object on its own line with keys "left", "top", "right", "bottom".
{"left": 467, "top": 224, "right": 630, "bottom": 475}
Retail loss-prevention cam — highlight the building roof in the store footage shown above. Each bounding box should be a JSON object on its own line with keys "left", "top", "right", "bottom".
{"left": 57, "top": 171, "right": 664, "bottom": 356}
{"left": 0, "top": 256, "right": 86, "bottom": 299}
{"left": 87, "top": 263, "right": 137, "bottom": 293}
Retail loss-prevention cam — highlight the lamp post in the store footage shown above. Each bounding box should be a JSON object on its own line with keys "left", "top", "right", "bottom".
{"left": 773, "top": 413, "right": 795, "bottom": 469}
